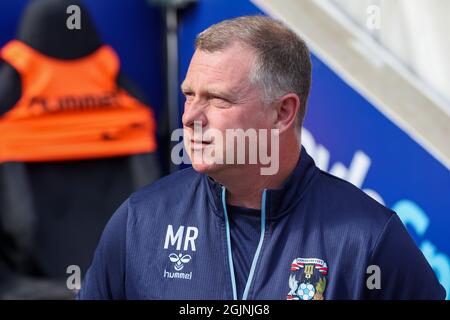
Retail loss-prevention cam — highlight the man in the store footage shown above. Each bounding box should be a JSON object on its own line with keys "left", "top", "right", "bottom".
{"left": 79, "top": 16, "right": 445, "bottom": 300}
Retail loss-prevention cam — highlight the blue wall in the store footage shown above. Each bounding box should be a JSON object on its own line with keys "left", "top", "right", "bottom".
{"left": 305, "top": 55, "right": 450, "bottom": 298}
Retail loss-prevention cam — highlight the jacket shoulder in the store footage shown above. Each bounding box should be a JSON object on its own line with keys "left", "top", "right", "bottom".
{"left": 128, "top": 166, "right": 202, "bottom": 213}
{"left": 311, "top": 169, "right": 394, "bottom": 239}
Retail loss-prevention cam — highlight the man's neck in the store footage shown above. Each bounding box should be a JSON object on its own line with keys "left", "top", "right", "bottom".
{"left": 211, "top": 141, "right": 301, "bottom": 209}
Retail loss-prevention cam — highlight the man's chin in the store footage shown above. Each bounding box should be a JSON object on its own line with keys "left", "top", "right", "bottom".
{"left": 191, "top": 161, "right": 225, "bottom": 175}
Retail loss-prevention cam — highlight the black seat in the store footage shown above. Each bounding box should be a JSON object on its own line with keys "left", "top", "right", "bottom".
{"left": 0, "top": 0, "right": 160, "bottom": 299}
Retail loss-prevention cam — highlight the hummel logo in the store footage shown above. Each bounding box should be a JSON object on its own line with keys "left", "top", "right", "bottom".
{"left": 169, "top": 253, "right": 192, "bottom": 271}
{"left": 163, "top": 253, "right": 193, "bottom": 280}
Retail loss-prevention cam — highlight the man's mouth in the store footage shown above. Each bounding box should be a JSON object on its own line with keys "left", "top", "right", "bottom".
{"left": 190, "top": 139, "right": 212, "bottom": 150}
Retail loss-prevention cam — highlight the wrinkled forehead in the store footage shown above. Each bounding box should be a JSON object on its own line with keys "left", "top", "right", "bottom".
{"left": 183, "top": 44, "right": 256, "bottom": 93}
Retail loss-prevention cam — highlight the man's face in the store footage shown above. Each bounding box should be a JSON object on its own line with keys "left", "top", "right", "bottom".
{"left": 181, "top": 42, "right": 274, "bottom": 175}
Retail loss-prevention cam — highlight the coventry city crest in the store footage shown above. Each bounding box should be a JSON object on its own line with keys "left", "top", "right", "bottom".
{"left": 287, "top": 258, "right": 328, "bottom": 300}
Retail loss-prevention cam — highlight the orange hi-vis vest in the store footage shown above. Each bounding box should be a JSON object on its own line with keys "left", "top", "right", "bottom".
{"left": 0, "top": 40, "right": 157, "bottom": 163}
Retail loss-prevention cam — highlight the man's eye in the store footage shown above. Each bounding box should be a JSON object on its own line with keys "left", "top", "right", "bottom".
{"left": 210, "top": 96, "right": 230, "bottom": 108}
{"left": 184, "top": 92, "right": 194, "bottom": 101}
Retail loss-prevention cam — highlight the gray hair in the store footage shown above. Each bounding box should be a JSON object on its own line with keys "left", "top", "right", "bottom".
{"left": 195, "top": 15, "right": 312, "bottom": 127}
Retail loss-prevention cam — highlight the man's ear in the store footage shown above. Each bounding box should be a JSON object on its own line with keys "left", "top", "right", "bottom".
{"left": 273, "top": 93, "right": 300, "bottom": 133}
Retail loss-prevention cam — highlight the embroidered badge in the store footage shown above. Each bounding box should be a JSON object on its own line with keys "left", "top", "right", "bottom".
{"left": 287, "top": 258, "right": 328, "bottom": 300}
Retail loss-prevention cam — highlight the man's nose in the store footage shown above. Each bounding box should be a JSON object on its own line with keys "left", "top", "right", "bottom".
{"left": 182, "top": 102, "right": 207, "bottom": 128}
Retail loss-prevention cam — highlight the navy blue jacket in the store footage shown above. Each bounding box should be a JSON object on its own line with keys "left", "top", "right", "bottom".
{"left": 78, "top": 147, "right": 445, "bottom": 300}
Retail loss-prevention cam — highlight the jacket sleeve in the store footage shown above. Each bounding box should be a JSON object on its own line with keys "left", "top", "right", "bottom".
{"left": 77, "top": 199, "right": 129, "bottom": 300}
{"left": 364, "top": 213, "right": 446, "bottom": 300}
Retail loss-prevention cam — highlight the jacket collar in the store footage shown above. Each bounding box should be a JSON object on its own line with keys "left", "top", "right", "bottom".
{"left": 204, "top": 146, "right": 319, "bottom": 221}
